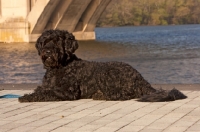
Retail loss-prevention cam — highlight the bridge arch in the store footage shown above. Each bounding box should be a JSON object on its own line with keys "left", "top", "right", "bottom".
{"left": 28, "top": 0, "right": 111, "bottom": 41}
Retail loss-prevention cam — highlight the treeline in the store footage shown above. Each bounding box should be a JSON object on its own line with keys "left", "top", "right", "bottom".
{"left": 97, "top": 0, "right": 200, "bottom": 27}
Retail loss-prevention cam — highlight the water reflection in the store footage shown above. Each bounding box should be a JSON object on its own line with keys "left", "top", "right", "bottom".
{"left": 0, "top": 43, "right": 44, "bottom": 84}
{"left": 0, "top": 25, "right": 200, "bottom": 84}
{"left": 77, "top": 40, "right": 200, "bottom": 84}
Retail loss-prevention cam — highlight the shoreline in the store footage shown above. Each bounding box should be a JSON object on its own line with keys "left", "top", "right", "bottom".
{"left": 0, "top": 83, "right": 199, "bottom": 91}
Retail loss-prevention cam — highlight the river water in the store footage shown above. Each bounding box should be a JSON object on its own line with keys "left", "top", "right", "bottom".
{"left": 0, "top": 25, "right": 200, "bottom": 84}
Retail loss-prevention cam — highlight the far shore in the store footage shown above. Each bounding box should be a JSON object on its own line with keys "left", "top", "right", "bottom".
{"left": 0, "top": 84, "right": 199, "bottom": 91}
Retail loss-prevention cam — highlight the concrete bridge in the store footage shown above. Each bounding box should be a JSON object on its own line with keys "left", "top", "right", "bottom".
{"left": 0, "top": 0, "right": 111, "bottom": 42}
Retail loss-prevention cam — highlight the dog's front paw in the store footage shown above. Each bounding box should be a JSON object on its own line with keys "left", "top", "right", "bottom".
{"left": 92, "top": 90, "right": 106, "bottom": 100}
{"left": 18, "top": 94, "right": 31, "bottom": 102}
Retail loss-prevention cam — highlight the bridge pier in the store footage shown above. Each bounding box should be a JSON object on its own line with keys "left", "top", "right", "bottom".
{"left": 71, "top": 31, "right": 95, "bottom": 40}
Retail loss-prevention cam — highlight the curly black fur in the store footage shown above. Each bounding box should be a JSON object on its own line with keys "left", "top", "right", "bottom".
{"left": 19, "top": 30, "right": 187, "bottom": 102}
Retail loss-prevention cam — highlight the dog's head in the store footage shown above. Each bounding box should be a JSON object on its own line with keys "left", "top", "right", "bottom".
{"left": 35, "top": 30, "right": 78, "bottom": 68}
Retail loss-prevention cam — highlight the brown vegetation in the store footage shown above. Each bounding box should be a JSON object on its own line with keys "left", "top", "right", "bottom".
{"left": 97, "top": 0, "right": 200, "bottom": 27}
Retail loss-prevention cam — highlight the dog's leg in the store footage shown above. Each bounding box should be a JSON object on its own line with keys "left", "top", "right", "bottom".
{"left": 18, "top": 86, "right": 64, "bottom": 102}
{"left": 92, "top": 90, "right": 106, "bottom": 100}
{"left": 18, "top": 90, "right": 63, "bottom": 102}
{"left": 60, "top": 86, "right": 81, "bottom": 100}
{"left": 19, "top": 86, "right": 81, "bottom": 102}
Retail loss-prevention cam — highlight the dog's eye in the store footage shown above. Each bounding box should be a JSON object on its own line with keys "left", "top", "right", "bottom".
{"left": 46, "top": 50, "right": 51, "bottom": 54}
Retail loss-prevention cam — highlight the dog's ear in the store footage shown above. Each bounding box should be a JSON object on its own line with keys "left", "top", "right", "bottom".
{"left": 35, "top": 37, "right": 44, "bottom": 55}
{"left": 63, "top": 32, "right": 78, "bottom": 54}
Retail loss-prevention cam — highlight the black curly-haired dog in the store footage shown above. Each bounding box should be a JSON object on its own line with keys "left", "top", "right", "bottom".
{"left": 19, "top": 30, "right": 187, "bottom": 102}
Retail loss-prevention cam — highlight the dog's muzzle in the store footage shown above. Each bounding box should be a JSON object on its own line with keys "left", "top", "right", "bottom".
{"left": 41, "top": 49, "right": 58, "bottom": 67}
